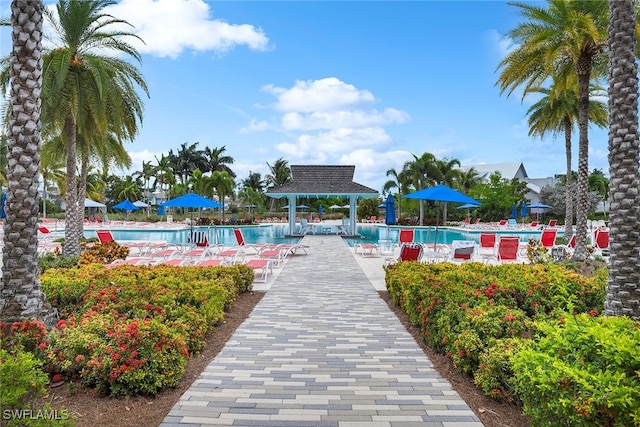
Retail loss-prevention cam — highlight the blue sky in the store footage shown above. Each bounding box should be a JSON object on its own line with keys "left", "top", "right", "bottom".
{"left": 1, "top": 0, "right": 610, "bottom": 192}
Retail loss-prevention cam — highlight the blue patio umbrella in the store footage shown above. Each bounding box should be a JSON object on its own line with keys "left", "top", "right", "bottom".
{"left": 528, "top": 202, "right": 552, "bottom": 221}
{"left": 112, "top": 199, "right": 139, "bottom": 212}
{"left": 0, "top": 193, "right": 6, "bottom": 219}
{"left": 521, "top": 202, "right": 527, "bottom": 218}
{"left": 405, "top": 184, "right": 480, "bottom": 248}
{"left": 456, "top": 202, "right": 480, "bottom": 218}
{"left": 161, "top": 193, "right": 223, "bottom": 242}
{"left": 157, "top": 205, "right": 165, "bottom": 216}
{"left": 511, "top": 202, "right": 517, "bottom": 219}
{"left": 318, "top": 205, "right": 323, "bottom": 216}
{"left": 161, "top": 192, "right": 222, "bottom": 209}
{"left": 297, "top": 204, "right": 309, "bottom": 209}
{"left": 112, "top": 199, "right": 139, "bottom": 219}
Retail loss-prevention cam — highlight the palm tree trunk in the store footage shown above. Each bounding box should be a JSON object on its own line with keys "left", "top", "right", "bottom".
{"left": 571, "top": 56, "right": 593, "bottom": 262}
{"left": 563, "top": 116, "right": 574, "bottom": 238}
{"left": 605, "top": 0, "right": 640, "bottom": 319}
{"left": 63, "top": 117, "right": 81, "bottom": 257}
{"left": 1, "top": 0, "right": 53, "bottom": 324}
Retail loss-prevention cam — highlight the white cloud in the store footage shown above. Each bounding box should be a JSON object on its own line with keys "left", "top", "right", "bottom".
{"left": 276, "top": 128, "right": 391, "bottom": 157}
{"left": 104, "top": 0, "right": 270, "bottom": 59}
{"left": 281, "top": 108, "right": 410, "bottom": 131}
{"left": 263, "top": 77, "right": 375, "bottom": 113}
{"left": 239, "top": 119, "right": 271, "bottom": 134}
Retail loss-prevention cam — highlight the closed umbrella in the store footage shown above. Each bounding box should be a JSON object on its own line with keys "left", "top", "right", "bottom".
{"left": 318, "top": 205, "right": 323, "bottom": 217}
{"left": 0, "top": 193, "right": 5, "bottom": 219}
{"left": 511, "top": 202, "right": 517, "bottom": 219}
{"left": 405, "top": 184, "right": 479, "bottom": 249}
{"left": 520, "top": 202, "right": 527, "bottom": 225}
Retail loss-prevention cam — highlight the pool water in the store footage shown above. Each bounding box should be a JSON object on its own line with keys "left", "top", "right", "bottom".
{"left": 88, "top": 224, "right": 560, "bottom": 247}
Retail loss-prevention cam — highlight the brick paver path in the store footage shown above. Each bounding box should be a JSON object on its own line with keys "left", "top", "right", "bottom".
{"left": 160, "top": 235, "right": 483, "bottom": 426}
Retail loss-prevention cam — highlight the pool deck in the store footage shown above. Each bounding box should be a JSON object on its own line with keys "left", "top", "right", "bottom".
{"left": 159, "top": 234, "right": 483, "bottom": 427}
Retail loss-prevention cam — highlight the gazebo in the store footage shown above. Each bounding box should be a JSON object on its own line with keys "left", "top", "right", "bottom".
{"left": 265, "top": 165, "right": 378, "bottom": 236}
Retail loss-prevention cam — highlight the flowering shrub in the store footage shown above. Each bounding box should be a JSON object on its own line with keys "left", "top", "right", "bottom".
{"left": 78, "top": 241, "right": 129, "bottom": 265}
{"left": 384, "top": 260, "right": 621, "bottom": 419}
{"left": 22, "top": 262, "right": 253, "bottom": 396}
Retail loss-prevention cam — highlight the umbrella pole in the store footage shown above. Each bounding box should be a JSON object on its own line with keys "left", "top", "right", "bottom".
{"left": 433, "top": 203, "right": 440, "bottom": 250}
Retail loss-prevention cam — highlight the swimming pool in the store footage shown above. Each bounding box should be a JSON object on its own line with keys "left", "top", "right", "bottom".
{"left": 86, "top": 224, "right": 561, "bottom": 247}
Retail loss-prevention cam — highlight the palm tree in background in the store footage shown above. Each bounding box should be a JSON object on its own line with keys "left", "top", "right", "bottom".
{"left": 205, "top": 146, "right": 236, "bottom": 178}
{"left": 496, "top": 0, "right": 609, "bottom": 261}
{"left": 402, "top": 152, "right": 437, "bottom": 225}
{"left": 153, "top": 154, "right": 175, "bottom": 195}
{"left": 605, "top": 0, "right": 640, "bottom": 319}
{"left": 526, "top": 74, "right": 608, "bottom": 238}
{"left": 25, "top": 0, "right": 148, "bottom": 257}
{"left": 1, "top": 0, "right": 52, "bottom": 323}
{"left": 433, "top": 157, "right": 462, "bottom": 223}
{"left": 168, "top": 142, "right": 207, "bottom": 185}
{"left": 211, "top": 171, "right": 235, "bottom": 221}
{"left": 265, "top": 158, "right": 291, "bottom": 211}
{"left": 457, "top": 167, "right": 481, "bottom": 193}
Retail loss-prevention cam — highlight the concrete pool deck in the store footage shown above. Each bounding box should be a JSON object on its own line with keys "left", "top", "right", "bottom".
{"left": 159, "top": 234, "right": 483, "bottom": 427}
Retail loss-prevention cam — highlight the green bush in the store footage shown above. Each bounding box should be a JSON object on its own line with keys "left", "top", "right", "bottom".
{"left": 34, "top": 263, "right": 251, "bottom": 396}
{"left": 512, "top": 314, "right": 640, "bottom": 426}
{"left": 0, "top": 348, "right": 74, "bottom": 426}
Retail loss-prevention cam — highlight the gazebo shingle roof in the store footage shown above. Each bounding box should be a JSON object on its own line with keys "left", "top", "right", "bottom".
{"left": 266, "top": 165, "right": 378, "bottom": 197}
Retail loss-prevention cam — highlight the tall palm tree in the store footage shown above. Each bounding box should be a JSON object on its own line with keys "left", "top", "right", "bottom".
{"left": 265, "top": 157, "right": 291, "bottom": 211}
{"left": 605, "top": 0, "right": 640, "bottom": 319}
{"left": 210, "top": 170, "right": 235, "bottom": 221}
{"left": 168, "top": 142, "right": 207, "bottom": 185}
{"left": 205, "top": 145, "right": 236, "bottom": 177}
{"left": 496, "top": 0, "right": 610, "bottom": 261}
{"left": 153, "top": 154, "right": 174, "bottom": 194}
{"left": 526, "top": 74, "right": 608, "bottom": 238}
{"left": 30, "top": 0, "right": 148, "bottom": 257}
{"left": 1, "top": 0, "right": 52, "bottom": 323}
{"left": 403, "top": 152, "right": 437, "bottom": 225}
{"left": 433, "top": 157, "right": 462, "bottom": 223}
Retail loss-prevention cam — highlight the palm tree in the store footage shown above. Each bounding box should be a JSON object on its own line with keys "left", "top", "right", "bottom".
{"left": 605, "top": 0, "right": 640, "bottom": 319}
{"left": 526, "top": 74, "right": 608, "bottom": 238}
{"left": 1, "top": 0, "right": 52, "bottom": 323}
{"left": 265, "top": 157, "right": 291, "bottom": 211}
{"left": 433, "top": 157, "right": 462, "bottom": 223}
{"left": 153, "top": 154, "right": 174, "bottom": 195}
{"left": 117, "top": 175, "right": 142, "bottom": 202}
{"left": 402, "top": 152, "right": 437, "bottom": 225}
{"left": 28, "top": 0, "right": 148, "bottom": 257}
{"left": 210, "top": 171, "right": 235, "bottom": 221}
{"left": 205, "top": 146, "right": 236, "bottom": 177}
{"left": 168, "top": 142, "right": 207, "bottom": 185}
{"left": 496, "top": 0, "right": 610, "bottom": 261}
{"left": 241, "top": 171, "right": 265, "bottom": 193}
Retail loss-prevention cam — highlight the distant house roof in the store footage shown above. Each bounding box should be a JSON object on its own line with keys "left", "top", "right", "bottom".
{"left": 463, "top": 162, "right": 529, "bottom": 181}
{"left": 266, "top": 165, "right": 378, "bottom": 198}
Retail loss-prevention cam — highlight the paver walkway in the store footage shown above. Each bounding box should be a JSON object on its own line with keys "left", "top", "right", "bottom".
{"left": 160, "top": 235, "right": 483, "bottom": 426}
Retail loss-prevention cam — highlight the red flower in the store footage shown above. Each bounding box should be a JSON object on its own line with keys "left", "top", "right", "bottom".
{"left": 52, "top": 374, "right": 63, "bottom": 382}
